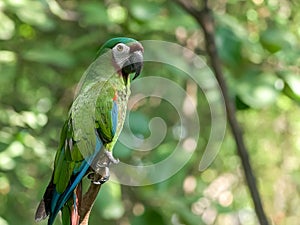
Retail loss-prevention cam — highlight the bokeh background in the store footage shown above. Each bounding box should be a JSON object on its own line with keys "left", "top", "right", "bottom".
{"left": 0, "top": 0, "right": 300, "bottom": 225}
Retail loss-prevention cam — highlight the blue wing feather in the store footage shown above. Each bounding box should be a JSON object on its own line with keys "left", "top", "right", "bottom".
{"left": 48, "top": 136, "right": 103, "bottom": 225}
{"left": 111, "top": 101, "right": 118, "bottom": 136}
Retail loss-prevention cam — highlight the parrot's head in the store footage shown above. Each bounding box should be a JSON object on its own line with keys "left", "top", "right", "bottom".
{"left": 97, "top": 37, "right": 144, "bottom": 81}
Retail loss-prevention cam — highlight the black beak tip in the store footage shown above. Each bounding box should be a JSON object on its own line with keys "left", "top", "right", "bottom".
{"left": 132, "top": 62, "right": 143, "bottom": 80}
{"left": 122, "top": 47, "right": 143, "bottom": 80}
{"left": 133, "top": 72, "right": 139, "bottom": 80}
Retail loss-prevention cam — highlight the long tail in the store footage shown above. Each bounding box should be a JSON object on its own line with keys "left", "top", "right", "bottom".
{"left": 35, "top": 159, "right": 90, "bottom": 225}
{"left": 48, "top": 160, "right": 91, "bottom": 225}
{"left": 35, "top": 137, "right": 103, "bottom": 225}
{"left": 61, "top": 182, "right": 82, "bottom": 225}
{"left": 35, "top": 176, "right": 55, "bottom": 221}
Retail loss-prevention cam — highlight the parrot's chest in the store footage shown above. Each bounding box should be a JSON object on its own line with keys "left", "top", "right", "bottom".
{"left": 117, "top": 87, "right": 130, "bottom": 103}
{"left": 116, "top": 86, "right": 130, "bottom": 127}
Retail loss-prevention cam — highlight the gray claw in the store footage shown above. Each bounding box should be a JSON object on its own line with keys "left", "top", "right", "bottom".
{"left": 105, "top": 151, "right": 119, "bottom": 164}
{"left": 92, "top": 177, "right": 108, "bottom": 185}
{"left": 88, "top": 166, "right": 110, "bottom": 185}
{"left": 88, "top": 150, "right": 119, "bottom": 185}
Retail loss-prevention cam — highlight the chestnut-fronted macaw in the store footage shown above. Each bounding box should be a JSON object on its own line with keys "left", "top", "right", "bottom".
{"left": 35, "top": 37, "right": 144, "bottom": 225}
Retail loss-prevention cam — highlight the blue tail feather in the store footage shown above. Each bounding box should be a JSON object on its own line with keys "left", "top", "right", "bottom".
{"left": 48, "top": 137, "right": 103, "bottom": 225}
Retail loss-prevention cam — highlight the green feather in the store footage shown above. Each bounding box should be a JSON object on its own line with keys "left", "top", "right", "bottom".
{"left": 96, "top": 37, "right": 138, "bottom": 57}
{"left": 61, "top": 205, "right": 71, "bottom": 225}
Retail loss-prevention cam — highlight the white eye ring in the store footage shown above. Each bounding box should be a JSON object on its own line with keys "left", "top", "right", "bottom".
{"left": 116, "top": 44, "right": 124, "bottom": 52}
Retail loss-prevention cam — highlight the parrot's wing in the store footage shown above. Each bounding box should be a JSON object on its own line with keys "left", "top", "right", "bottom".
{"left": 47, "top": 81, "right": 119, "bottom": 225}
{"left": 71, "top": 56, "right": 116, "bottom": 159}
{"left": 47, "top": 117, "right": 103, "bottom": 225}
{"left": 71, "top": 82, "right": 102, "bottom": 159}
{"left": 94, "top": 85, "right": 118, "bottom": 144}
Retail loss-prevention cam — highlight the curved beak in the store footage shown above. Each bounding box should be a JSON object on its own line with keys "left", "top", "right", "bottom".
{"left": 130, "top": 51, "right": 143, "bottom": 80}
{"left": 122, "top": 43, "right": 144, "bottom": 80}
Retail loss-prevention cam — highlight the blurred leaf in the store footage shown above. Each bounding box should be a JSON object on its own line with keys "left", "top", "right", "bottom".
{"left": 22, "top": 45, "right": 75, "bottom": 68}
{"left": 129, "top": 0, "right": 161, "bottom": 22}
{"left": 215, "top": 13, "right": 247, "bottom": 39}
{"left": 149, "top": 142, "right": 176, "bottom": 163}
{"left": 236, "top": 72, "right": 280, "bottom": 108}
{"left": 150, "top": 3, "right": 196, "bottom": 32}
{"left": 18, "top": 24, "right": 36, "bottom": 39}
{"left": 107, "top": 4, "right": 128, "bottom": 24}
{"left": 0, "top": 174, "right": 10, "bottom": 195}
{"left": 235, "top": 96, "right": 250, "bottom": 110}
{"left": 78, "top": 2, "right": 109, "bottom": 26}
{"left": 0, "top": 51, "right": 16, "bottom": 63}
{"left": 0, "top": 152, "right": 15, "bottom": 170}
{"left": 95, "top": 182, "right": 125, "bottom": 220}
{"left": 5, "top": 141, "right": 24, "bottom": 157}
{"left": 0, "top": 12, "right": 15, "bottom": 40}
{"left": 20, "top": 111, "right": 48, "bottom": 129}
{"left": 114, "top": 141, "right": 133, "bottom": 159}
{"left": 0, "top": 217, "right": 9, "bottom": 225}
{"left": 215, "top": 26, "right": 243, "bottom": 66}
{"left": 280, "top": 72, "right": 300, "bottom": 102}
{"left": 260, "top": 27, "right": 290, "bottom": 53}
{"left": 16, "top": 169, "right": 35, "bottom": 188}
{"left": 6, "top": 0, "right": 55, "bottom": 30}
{"left": 132, "top": 208, "right": 164, "bottom": 225}
{"left": 128, "top": 111, "right": 150, "bottom": 135}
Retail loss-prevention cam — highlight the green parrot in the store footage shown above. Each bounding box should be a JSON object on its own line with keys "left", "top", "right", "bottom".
{"left": 35, "top": 37, "right": 144, "bottom": 225}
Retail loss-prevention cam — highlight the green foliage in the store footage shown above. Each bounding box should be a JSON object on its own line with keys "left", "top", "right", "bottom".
{"left": 0, "top": 0, "right": 300, "bottom": 225}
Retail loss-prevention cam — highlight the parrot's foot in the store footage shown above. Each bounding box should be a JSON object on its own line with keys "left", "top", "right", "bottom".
{"left": 88, "top": 151, "right": 119, "bottom": 185}
{"left": 88, "top": 168, "right": 109, "bottom": 185}
{"left": 104, "top": 150, "right": 119, "bottom": 165}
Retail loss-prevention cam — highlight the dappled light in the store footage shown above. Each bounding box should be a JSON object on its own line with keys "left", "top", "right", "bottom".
{"left": 0, "top": 0, "right": 300, "bottom": 225}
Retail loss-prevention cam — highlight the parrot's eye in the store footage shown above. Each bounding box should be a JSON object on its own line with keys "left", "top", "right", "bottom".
{"left": 116, "top": 44, "right": 124, "bottom": 52}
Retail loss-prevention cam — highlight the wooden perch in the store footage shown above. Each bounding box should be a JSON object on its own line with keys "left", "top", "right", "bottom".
{"left": 79, "top": 181, "right": 102, "bottom": 225}
{"left": 175, "top": 1, "right": 270, "bottom": 225}
{"left": 78, "top": 150, "right": 112, "bottom": 225}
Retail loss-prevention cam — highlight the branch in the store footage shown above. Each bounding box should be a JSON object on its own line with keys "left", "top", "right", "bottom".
{"left": 78, "top": 150, "right": 113, "bottom": 225}
{"left": 79, "top": 182, "right": 102, "bottom": 225}
{"left": 176, "top": 1, "right": 270, "bottom": 225}
{"left": 78, "top": 145, "right": 117, "bottom": 224}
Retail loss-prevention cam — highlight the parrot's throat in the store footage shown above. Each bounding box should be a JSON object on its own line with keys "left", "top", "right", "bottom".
{"left": 111, "top": 58, "right": 127, "bottom": 84}
{"left": 113, "top": 57, "right": 141, "bottom": 86}
{"left": 119, "top": 70, "right": 129, "bottom": 86}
